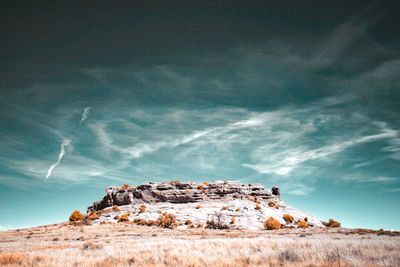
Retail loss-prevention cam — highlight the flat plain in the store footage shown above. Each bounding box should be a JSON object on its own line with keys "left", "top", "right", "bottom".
{"left": 0, "top": 222, "right": 399, "bottom": 266}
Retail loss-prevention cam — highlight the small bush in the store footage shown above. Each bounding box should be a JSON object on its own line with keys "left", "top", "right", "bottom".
{"left": 221, "top": 206, "right": 228, "bottom": 211}
{"left": 197, "top": 185, "right": 203, "bottom": 189}
{"left": 255, "top": 204, "right": 261, "bottom": 210}
{"left": 185, "top": 219, "right": 192, "bottom": 225}
{"left": 118, "top": 213, "right": 130, "bottom": 222}
{"left": 139, "top": 205, "right": 146, "bottom": 213}
{"left": 169, "top": 180, "right": 180, "bottom": 184}
{"left": 196, "top": 205, "right": 201, "bottom": 209}
{"left": 268, "top": 201, "right": 276, "bottom": 207}
{"left": 231, "top": 216, "right": 236, "bottom": 224}
{"left": 298, "top": 220, "right": 308, "bottom": 228}
{"left": 205, "top": 212, "right": 230, "bottom": 229}
{"left": 121, "top": 184, "right": 130, "bottom": 190}
{"left": 203, "top": 182, "right": 209, "bottom": 185}
{"left": 323, "top": 219, "right": 341, "bottom": 228}
{"left": 283, "top": 214, "right": 294, "bottom": 224}
{"left": 146, "top": 220, "right": 156, "bottom": 226}
{"left": 69, "top": 210, "right": 84, "bottom": 222}
{"left": 304, "top": 217, "right": 308, "bottom": 222}
{"left": 264, "top": 217, "right": 281, "bottom": 230}
{"left": 328, "top": 219, "right": 341, "bottom": 228}
{"left": 87, "top": 211, "right": 99, "bottom": 221}
{"left": 156, "top": 212, "right": 177, "bottom": 229}
{"left": 112, "top": 205, "right": 121, "bottom": 212}
{"left": 235, "top": 208, "right": 240, "bottom": 211}
{"left": 197, "top": 223, "right": 204, "bottom": 228}
{"left": 187, "top": 224, "right": 195, "bottom": 229}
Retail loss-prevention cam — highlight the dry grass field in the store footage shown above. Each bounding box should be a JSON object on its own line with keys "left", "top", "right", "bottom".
{"left": 0, "top": 222, "right": 399, "bottom": 267}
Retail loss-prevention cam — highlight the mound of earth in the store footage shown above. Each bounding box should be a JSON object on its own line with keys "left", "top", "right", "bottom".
{"left": 86, "top": 181, "right": 323, "bottom": 230}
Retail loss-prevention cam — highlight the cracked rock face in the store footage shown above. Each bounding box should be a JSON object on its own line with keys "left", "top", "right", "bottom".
{"left": 87, "top": 181, "right": 280, "bottom": 212}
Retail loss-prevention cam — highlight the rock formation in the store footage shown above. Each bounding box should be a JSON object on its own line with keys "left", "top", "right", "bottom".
{"left": 88, "top": 181, "right": 280, "bottom": 212}
{"left": 86, "top": 180, "right": 323, "bottom": 230}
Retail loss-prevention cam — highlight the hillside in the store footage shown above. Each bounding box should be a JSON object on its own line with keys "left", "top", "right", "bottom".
{"left": 85, "top": 181, "right": 323, "bottom": 230}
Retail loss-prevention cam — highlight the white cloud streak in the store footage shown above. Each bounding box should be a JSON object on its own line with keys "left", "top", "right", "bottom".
{"left": 45, "top": 139, "right": 71, "bottom": 179}
{"left": 80, "top": 107, "right": 91, "bottom": 124}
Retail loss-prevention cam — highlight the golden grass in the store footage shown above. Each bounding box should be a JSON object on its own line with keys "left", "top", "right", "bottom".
{"left": 1, "top": 223, "right": 399, "bottom": 267}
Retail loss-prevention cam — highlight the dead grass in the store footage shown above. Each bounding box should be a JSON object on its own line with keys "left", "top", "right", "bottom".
{"left": 0, "top": 223, "right": 399, "bottom": 267}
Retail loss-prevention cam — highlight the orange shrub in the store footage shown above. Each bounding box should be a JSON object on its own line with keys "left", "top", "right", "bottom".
{"left": 235, "top": 208, "right": 240, "bottom": 211}
{"left": 283, "top": 214, "right": 294, "bottom": 224}
{"left": 112, "top": 205, "right": 121, "bottom": 212}
{"left": 185, "top": 219, "right": 192, "bottom": 225}
{"left": 221, "top": 206, "right": 228, "bottom": 211}
{"left": 203, "top": 182, "right": 209, "bottom": 185}
{"left": 146, "top": 220, "right": 156, "bottom": 226}
{"left": 298, "top": 220, "right": 308, "bottom": 228}
{"left": 268, "top": 201, "right": 276, "bottom": 207}
{"left": 118, "top": 213, "right": 130, "bottom": 222}
{"left": 196, "top": 205, "right": 201, "bottom": 209}
{"left": 87, "top": 211, "right": 99, "bottom": 221}
{"left": 69, "top": 210, "right": 84, "bottom": 222}
{"left": 156, "top": 212, "right": 177, "bottom": 229}
{"left": 197, "top": 185, "right": 203, "bottom": 189}
{"left": 275, "top": 204, "right": 280, "bottom": 209}
{"left": 121, "top": 184, "right": 130, "bottom": 190}
{"left": 328, "top": 219, "right": 341, "bottom": 228}
{"left": 231, "top": 216, "right": 236, "bottom": 224}
{"left": 139, "top": 205, "right": 146, "bottom": 213}
{"left": 197, "top": 223, "right": 204, "bottom": 228}
{"left": 264, "top": 217, "right": 281, "bottom": 230}
{"left": 304, "top": 217, "right": 308, "bottom": 222}
{"left": 169, "top": 180, "right": 180, "bottom": 184}
{"left": 187, "top": 224, "right": 195, "bottom": 229}
{"left": 255, "top": 204, "right": 261, "bottom": 210}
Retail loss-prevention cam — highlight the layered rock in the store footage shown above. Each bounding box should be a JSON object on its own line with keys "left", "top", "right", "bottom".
{"left": 87, "top": 181, "right": 281, "bottom": 212}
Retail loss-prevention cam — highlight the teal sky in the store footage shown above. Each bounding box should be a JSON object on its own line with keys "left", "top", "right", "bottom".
{"left": 1, "top": 1, "right": 399, "bottom": 231}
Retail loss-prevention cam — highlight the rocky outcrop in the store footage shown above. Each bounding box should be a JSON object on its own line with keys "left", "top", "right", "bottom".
{"left": 87, "top": 181, "right": 280, "bottom": 213}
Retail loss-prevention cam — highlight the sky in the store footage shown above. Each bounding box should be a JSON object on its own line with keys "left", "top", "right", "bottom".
{"left": 0, "top": 0, "right": 399, "bottom": 231}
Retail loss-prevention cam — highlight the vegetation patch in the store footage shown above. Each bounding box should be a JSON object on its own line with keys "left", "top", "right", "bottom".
{"left": 264, "top": 217, "right": 281, "bottom": 230}
{"left": 69, "top": 210, "right": 84, "bottom": 222}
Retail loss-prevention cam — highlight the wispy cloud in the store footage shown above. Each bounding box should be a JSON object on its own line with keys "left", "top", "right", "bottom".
{"left": 343, "top": 175, "right": 399, "bottom": 183}
{"left": 45, "top": 139, "right": 71, "bottom": 179}
{"left": 79, "top": 107, "right": 91, "bottom": 124}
